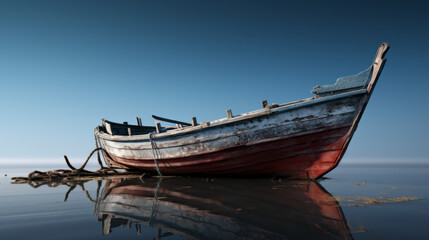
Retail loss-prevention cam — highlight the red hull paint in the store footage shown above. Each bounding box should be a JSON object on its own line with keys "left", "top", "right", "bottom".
{"left": 105, "top": 124, "right": 352, "bottom": 178}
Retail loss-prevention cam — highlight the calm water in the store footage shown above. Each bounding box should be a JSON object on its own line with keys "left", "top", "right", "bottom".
{"left": 0, "top": 164, "right": 428, "bottom": 240}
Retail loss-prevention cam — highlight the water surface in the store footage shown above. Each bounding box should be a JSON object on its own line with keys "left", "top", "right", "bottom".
{"left": 0, "top": 164, "right": 428, "bottom": 239}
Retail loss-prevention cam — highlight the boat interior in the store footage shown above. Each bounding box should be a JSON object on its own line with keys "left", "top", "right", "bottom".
{"left": 99, "top": 95, "right": 318, "bottom": 137}
{"left": 99, "top": 64, "right": 375, "bottom": 137}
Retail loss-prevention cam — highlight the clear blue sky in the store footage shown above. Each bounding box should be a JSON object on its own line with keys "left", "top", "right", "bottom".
{"left": 0, "top": 0, "right": 428, "bottom": 165}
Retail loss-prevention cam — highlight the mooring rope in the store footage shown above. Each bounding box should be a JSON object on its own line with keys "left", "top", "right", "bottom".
{"left": 149, "top": 132, "right": 163, "bottom": 176}
{"left": 63, "top": 147, "right": 101, "bottom": 171}
{"left": 94, "top": 130, "right": 105, "bottom": 168}
{"left": 11, "top": 147, "right": 123, "bottom": 183}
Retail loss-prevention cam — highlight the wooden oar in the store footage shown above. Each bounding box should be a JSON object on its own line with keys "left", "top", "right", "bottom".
{"left": 152, "top": 115, "right": 192, "bottom": 126}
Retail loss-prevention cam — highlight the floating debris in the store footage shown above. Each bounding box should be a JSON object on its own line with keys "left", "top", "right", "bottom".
{"left": 335, "top": 195, "right": 423, "bottom": 207}
{"left": 354, "top": 181, "right": 369, "bottom": 186}
{"left": 349, "top": 225, "right": 372, "bottom": 234}
{"left": 385, "top": 186, "right": 401, "bottom": 189}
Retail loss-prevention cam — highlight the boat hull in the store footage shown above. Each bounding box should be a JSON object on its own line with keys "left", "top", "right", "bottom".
{"left": 97, "top": 91, "right": 366, "bottom": 179}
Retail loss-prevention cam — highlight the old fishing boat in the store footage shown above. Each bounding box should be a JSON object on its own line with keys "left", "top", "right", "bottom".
{"left": 95, "top": 43, "right": 389, "bottom": 179}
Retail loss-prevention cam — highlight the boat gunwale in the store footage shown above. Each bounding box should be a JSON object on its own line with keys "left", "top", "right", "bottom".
{"left": 102, "top": 113, "right": 355, "bottom": 152}
{"left": 96, "top": 88, "right": 367, "bottom": 141}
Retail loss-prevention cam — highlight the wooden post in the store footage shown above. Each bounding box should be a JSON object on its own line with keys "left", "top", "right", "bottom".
{"left": 191, "top": 117, "right": 197, "bottom": 126}
{"left": 262, "top": 100, "right": 268, "bottom": 108}
{"left": 127, "top": 127, "right": 132, "bottom": 136}
{"left": 155, "top": 121, "right": 162, "bottom": 133}
{"left": 226, "top": 109, "right": 233, "bottom": 119}
{"left": 136, "top": 117, "right": 142, "bottom": 126}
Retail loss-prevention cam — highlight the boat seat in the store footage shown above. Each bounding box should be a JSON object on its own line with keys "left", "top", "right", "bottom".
{"left": 312, "top": 66, "right": 372, "bottom": 96}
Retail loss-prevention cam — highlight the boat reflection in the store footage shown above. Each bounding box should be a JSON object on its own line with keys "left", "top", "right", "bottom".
{"left": 95, "top": 177, "right": 352, "bottom": 239}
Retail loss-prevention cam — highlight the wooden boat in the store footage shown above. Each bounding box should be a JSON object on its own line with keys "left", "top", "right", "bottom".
{"left": 96, "top": 177, "right": 352, "bottom": 239}
{"left": 95, "top": 43, "right": 389, "bottom": 178}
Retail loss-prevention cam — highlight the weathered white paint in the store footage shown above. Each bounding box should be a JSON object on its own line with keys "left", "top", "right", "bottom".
{"left": 96, "top": 91, "right": 366, "bottom": 161}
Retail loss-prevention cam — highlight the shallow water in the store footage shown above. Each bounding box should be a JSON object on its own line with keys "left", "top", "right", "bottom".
{"left": 0, "top": 164, "right": 428, "bottom": 240}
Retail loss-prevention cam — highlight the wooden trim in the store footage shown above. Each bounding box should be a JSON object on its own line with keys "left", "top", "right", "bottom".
{"left": 367, "top": 43, "right": 390, "bottom": 94}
